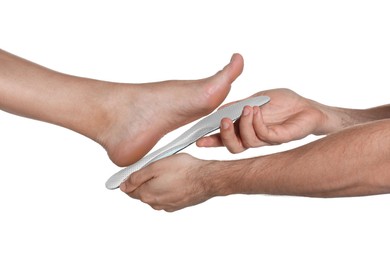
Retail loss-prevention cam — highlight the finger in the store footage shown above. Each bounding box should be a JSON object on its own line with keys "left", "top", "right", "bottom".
{"left": 196, "top": 134, "right": 223, "bottom": 147}
{"left": 126, "top": 185, "right": 164, "bottom": 211}
{"left": 125, "top": 186, "right": 157, "bottom": 211}
{"left": 220, "top": 117, "right": 245, "bottom": 153}
{"left": 252, "top": 106, "right": 273, "bottom": 145}
{"left": 120, "top": 168, "right": 154, "bottom": 193}
{"left": 238, "top": 106, "right": 263, "bottom": 148}
{"left": 124, "top": 187, "right": 140, "bottom": 200}
{"left": 253, "top": 106, "right": 286, "bottom": 145}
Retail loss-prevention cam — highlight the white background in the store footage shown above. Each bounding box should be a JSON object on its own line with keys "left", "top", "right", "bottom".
{"left": 1, "top": 0, "right": 389, "bottom": 259}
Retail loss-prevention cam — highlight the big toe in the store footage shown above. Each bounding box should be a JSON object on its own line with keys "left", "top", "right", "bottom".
{"left": 215, "top": 53, "right": 244, "bottom": 84}
{"left": 224, "top": 53, "right": 244, "bottom": 82}
{"left": 203, "top": 53, "right": 244, "bottom": 108}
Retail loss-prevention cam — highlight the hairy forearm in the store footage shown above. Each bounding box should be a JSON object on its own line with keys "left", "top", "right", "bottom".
{"left": 313, "top": 99, "right": 390, "bottom": 135}
{"left": 0, "top": 49, "right": 111, "bottom": 139}
{"left": 209, "top": 119, "right": 390, "bottom": 198}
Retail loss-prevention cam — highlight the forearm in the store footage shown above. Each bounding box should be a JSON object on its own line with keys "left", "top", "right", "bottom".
{"left": 209, "top": 119, "right": 390, "bottom": 198}
{"left": 0, "top": 49, "right": 111, "bottom": 139}
{"left": 312, "top": 99, "right": 390, "bottom": 135}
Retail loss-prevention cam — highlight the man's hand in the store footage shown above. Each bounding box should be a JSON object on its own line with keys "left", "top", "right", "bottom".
{"left": 197, "top": 88, "right": 328, "bottom": 153}
{"left": 120, "top": 154, "right": 214, "bottom": 212}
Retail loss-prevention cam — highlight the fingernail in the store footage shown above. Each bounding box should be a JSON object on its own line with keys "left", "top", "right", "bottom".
{"left": 242, "top": 106, "right": 250, "bottom": 116}
{"left": 119, "top": 182, "right": 127, "bottom": 192}
{"left": 253, "top": 106, "right": 259, "bottom": 115}
{"left": 221, "top": 121, "right": 229, "bottom": 129}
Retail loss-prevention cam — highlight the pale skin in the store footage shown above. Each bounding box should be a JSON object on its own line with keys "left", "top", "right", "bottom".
{"left": 121, "top": 89, "right": 390, "bottom": 212}
{"left": 0, "top": 49, "right": 244, "bottom": 166}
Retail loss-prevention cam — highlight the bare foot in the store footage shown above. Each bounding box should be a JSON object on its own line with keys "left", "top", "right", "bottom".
{"left": 97, "top": 54, "right": 244, "bottom": 166}
{"left": 0, "top": 49, "right": 242, "bottom": 167}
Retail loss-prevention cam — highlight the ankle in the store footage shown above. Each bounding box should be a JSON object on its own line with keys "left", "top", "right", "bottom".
{"left": 61, "top": 80, "right": 117, "bottom": 146}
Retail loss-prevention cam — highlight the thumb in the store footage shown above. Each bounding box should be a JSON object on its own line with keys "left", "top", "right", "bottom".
{"left": 119, "top": 168, "right": 154, "bottom": 193}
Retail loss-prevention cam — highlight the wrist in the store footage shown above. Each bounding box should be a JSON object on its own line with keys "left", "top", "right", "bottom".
{"left": 202, "top": 160, "right": 232, "bottom": 197}
{"left": 315, "top": 104, "right": 377, "bottom": 135}
{"left": 308, "top": 99, "right": 390, "bottom": 135}
{"left": 308, "top": 99, "right": 355, "bottom": 135}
